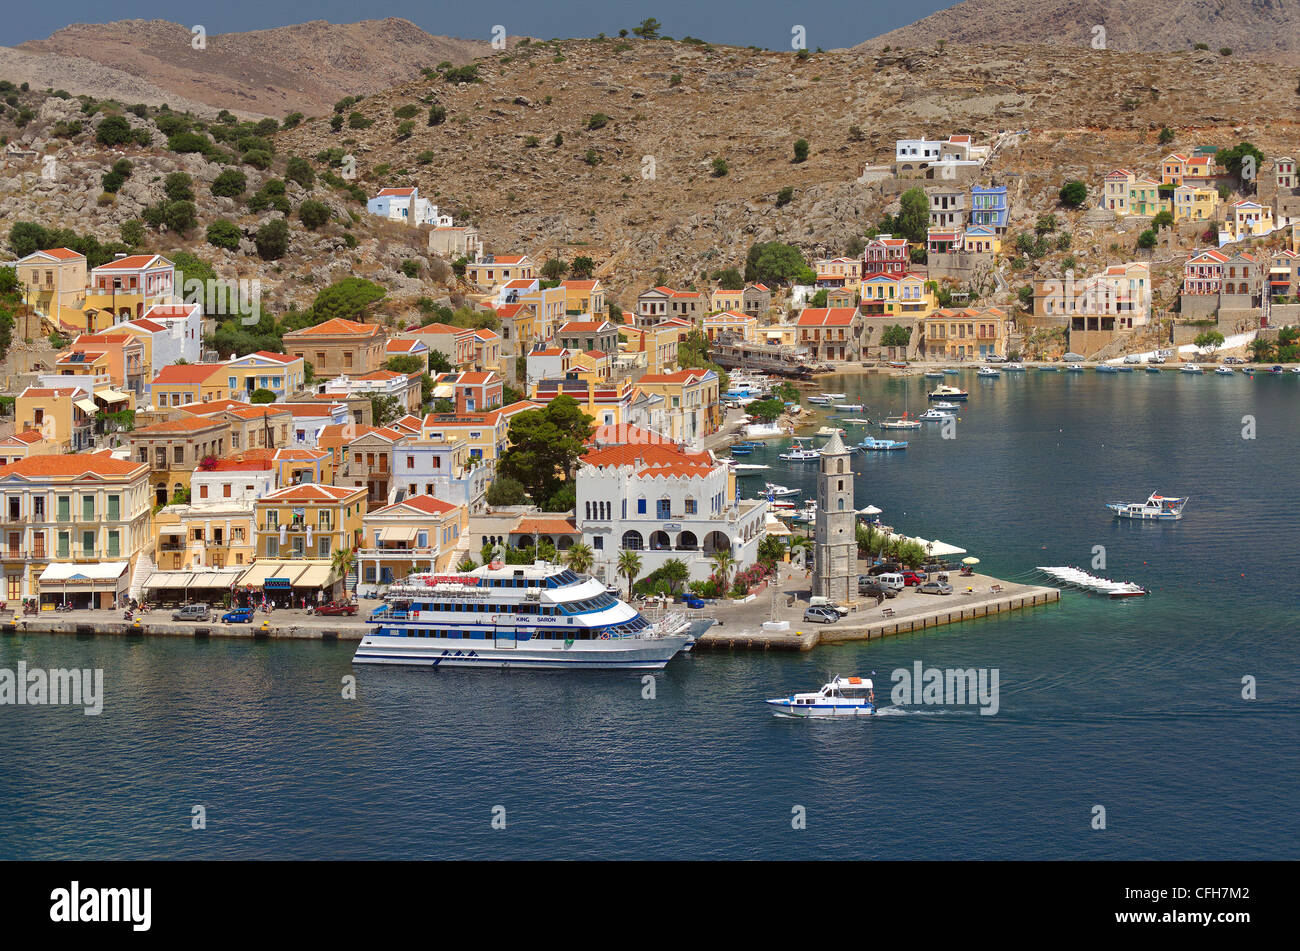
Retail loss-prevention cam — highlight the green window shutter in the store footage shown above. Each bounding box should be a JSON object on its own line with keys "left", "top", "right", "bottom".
{"left": 107, "top": 531, "right": 120, "bottom": 558}
{"left": 107, "top": 495, "right": 120, "bottom": 521}
{"left": 57, "top": 532, "right": 69, "bottom": 558}
{"left": 57, "top": 496, "right": 70, "bottom": 521}
{"left": 83, "top": 496, "right": 94, "bottom": 521}
{"left": 83, "top": 531, "right": 95, "bottom": 556}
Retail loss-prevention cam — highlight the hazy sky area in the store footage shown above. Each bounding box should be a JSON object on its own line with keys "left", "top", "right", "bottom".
{"left": 2, "top": 0, "right": 958, "bottom": 47}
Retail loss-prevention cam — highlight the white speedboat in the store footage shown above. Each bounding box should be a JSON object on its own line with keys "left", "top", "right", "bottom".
{"left": 1181, "top": 363, "right": 1203, "bottom": 374}
{"left": 839, "top": 417, "right": 872, "bottom": 425}
{"left": 928, "top": 384, "right": 968, "bottom": 401}
{"left": 1065, "top": 363, "right": 1085, "bottom": 372}
{"left": 1106, "top": 492, "right": 1188, "bottom": 520}
{"left": 353, "top": 563, "right": 701, "bottom": 669}
{"left": 1037, "top": 566, "right": 1147, "bottom": 598}
{"left": 857, "top": 436, "right": 907, "bottom": 450}
{"left": 1004, "top": 363, "right": 1025, "bottom": 372}
{"left": 779, "top": 437, "right": 820, "bottom": 461}
{"left": 806, "top": 395, "right": 833, "bottom": 404}
{"left": 976, "top": 366, "right": 1000, "bottom": 377}
{"left": 763, "top": 482, "right": 800, "bottom": 497}
{"left": 918, "top": 408, "right": 953, "bottom": 421}
{"left": 931, "top": 400, "right": 960, "bottom": 410}
{"left": 766, "top": 676, "right": 876, "bottom": 717}
{"left": 1215, "top": 366, "right": 1234, "bottom": 375}
{"left": 822, "top": 392, "right": 847, "bottom": 400}
{"left": 832, "top": 403, "right": 865, "bottom": 412}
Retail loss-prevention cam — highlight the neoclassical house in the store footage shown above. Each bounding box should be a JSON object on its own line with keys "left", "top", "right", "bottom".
{"left": 575, "top": 442, "right": 767, "bottom": 584}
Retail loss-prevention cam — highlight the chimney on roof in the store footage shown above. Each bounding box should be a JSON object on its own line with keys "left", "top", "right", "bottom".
{"left": 114, "top": 252, "right": 127, "bottom": 261}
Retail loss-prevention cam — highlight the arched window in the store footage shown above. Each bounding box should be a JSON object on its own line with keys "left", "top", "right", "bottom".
{"left": 621, "top": 531, "right": 643, "bottom": 551}
{"left": 838, "top": 459, "right": 845, "bottom": 473}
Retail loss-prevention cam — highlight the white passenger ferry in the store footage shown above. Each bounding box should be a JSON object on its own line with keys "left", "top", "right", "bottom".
{"left": 352, "top": 562, "right": 703, "bottom": 669}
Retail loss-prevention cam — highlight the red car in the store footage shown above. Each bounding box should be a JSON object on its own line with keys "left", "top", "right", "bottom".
{"left": 314, "top": 601, "right": 358, "bottom": 616}
{"left": 901, "top": 570, "right": 928, "bottom": 587}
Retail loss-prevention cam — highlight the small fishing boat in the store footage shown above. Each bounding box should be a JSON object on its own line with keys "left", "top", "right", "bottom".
{"left": 879, "top": 415, "right": 922, "bottom": 430}
{"left": 858, "top": 436, "right": 907, "bottom": 450}
{"left": 1215, "top": 366, "right": 1234, "bottom": 375}
{"left": 1116, "top": 364, "right": 1134, "bottom": 372}
{"left": 918, "top": 408, "right": 954, "bottom": 421}
{"left": 832, "top": 403, "right": 865, "bottom": 412}
{"left": 732, "top": 440, "right": 759, "bottom": 449}
{"left": 816, "top": 426, "right": 845, "bottom": 437}
{"left": 1096, "top": 364, "right": 1119, "bottom": 374}
{"left": 729, "top": 463, "right": 770, "bottom": 472}
{"left": 1106, "top": 492, "right": 1188, "bottom": 520}
{"left": 766, "top": 676, "right": 876, "bottom": 718}
{"left": 924, "top": 371, "right": 945, "bottom": 379}
{"left": 976, "top": 366, "right": 1000, "bottom": 377}
{"left": 1004, "top": 363, "right": 1025, "bottom": 372}
{"left": 822, "top": 392, "right": 847, "bottom": 400}
{"left": 806, "top": 395, "right": 834, "bottom": 404}
{"left": 928, "top": 385, "right": 968, "bottom": 401}
{"left": 1038, "top": 364, "right": 1059, "bottom": 372}
{"left": 839, "top": 417, "right": 872, "bottom": 425}
{"left": 728, "top": 446, "right": 752, "bottom": 456}
{"left": 1181, "top": 363, "right": 1203, "bottom": 374}
{"left": 942, "top": 368, "right": 961, "bottom": 375}
{"left": 1268, "top": 365, "right": 1285, "bottom": 375}
{"left": 1065, "top": 363, "right": 1085, "bottom": 372}
{"left": 931, "top": 400, "right": 960, "bottom": 410}
{"left": 1145, "top": 365, "right": 1162, "bottom": 373}
{"left": 762, "top": 483, "right": 800, "bottom": 497}
{"left": 779, "top": 438, "right": 821, "bottom": 461}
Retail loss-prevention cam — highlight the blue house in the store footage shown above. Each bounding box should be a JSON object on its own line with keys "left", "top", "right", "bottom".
{"left": 969, "top": 186, "right": 1009, "bottom": 233}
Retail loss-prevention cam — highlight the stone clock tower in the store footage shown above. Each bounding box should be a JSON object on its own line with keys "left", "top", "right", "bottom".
{"left": 813, "top": 431, "right": 856, "bottom": 603}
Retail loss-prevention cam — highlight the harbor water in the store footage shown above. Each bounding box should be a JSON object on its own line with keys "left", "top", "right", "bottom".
{"left": 2, "top": 368, "right": 1297, "bottom": 859}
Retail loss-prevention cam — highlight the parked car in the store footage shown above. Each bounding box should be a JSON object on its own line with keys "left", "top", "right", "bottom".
{"left": 901, "top": 569, "right": 928, "bottom": 586}
{"left": 803, "top": 606, "right": 840, "bottom": 624}
{"left": 681, "top": 595, "right": 706, "bottom": 609}
{"left": 866, "top": 563, "right": 903, "bottom": 576}
{"left": 808, "top": 596, "right": 849, "bottom": 616}
{"left": 314, "top": 601, "right": 358, "bottom": 617}
{"left": 918, "top": 581, "right": 954, "bottom": 596}
{"left": 1147, "top": 355, "right": 1166, "bottom": 364}
{"left": 1123, "top": 354, "right": 1142, "bottom": 364}
{"left": 859, "top": 579, "right": 899, "bottom": 599}
{"left": 1224, "top": 356, "right": 1245, "bottom": 365}
{"left": 986, "top": 354, "right": 1006, "bottom": 363}
{"left": 221, "top": 607, "right": 254, "bottom": 624}
{"left": 172, "top": 603, "right": 211, "bottom": 622}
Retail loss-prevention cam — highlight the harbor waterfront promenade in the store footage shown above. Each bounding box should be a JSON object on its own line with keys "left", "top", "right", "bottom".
{"left": 5, "top": 571, "right": 1060, "bottom": 649}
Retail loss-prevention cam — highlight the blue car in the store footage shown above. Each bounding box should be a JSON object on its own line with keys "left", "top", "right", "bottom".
{"left": 681, "top": 595, "right": 706, "bottom": 609}
{"left": 222, "top": 607, "right": 254, "bottom": 624}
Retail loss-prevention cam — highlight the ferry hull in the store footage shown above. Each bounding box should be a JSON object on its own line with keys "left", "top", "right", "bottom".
{"left": 766, "top": 699, "right": 875, "bottom": 718}
{"left": 353, "top": 634, "right": 695, "bottom": 669}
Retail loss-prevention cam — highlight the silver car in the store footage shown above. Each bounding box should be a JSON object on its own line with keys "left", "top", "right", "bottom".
{"left": 917, "top": 581, "right": 953, "bottom": 596}
{"left": 802, "top": 606, "right": 840, "bottom": 623}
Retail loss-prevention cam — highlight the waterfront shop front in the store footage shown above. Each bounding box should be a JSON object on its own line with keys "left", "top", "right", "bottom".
{"left": 236, "top": 560, "right": 343, "bottom": 609}
{"left": 37, "top": 562, "right": 130, "bottom": 610}
{"left": 140, "top": 568, "right": 246, "bottom": 606}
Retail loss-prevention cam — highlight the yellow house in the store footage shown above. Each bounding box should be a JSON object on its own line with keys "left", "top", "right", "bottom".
{"left": 1227, "top": 201, "right": 1274, "bottom": 241}
{"left": 527, "top": 379, "right": 635, "bottom": 429}
{"left": 518, "top": 286, "right": 568, "bottom": 344}
{"left": 75, "top": 253, "right": 176, "bottom": 331}
{"left": 962, "top": 226, "right": 1001, "bottom": 254}
{"left": 634, "top": 368, "right": 722, "bottom": 442}
{"left": 618, "top": 318, "right": 691, "bottom": 375}
{"left": 559, "top": 279, "right": 605, "bottom": 317}
{"left": 1103, "top": 169, "right": 1135, "bottom": 215}
{"left": 14, "top": 386, "right": 96, "bottom": 452}
{"left": 1128, "top": 178, "right": 1164, "bottom": 217}
{"left": 150, "top": 363, "right": 229, "bottom": 408}
{"left": 419, "top": 409, "right": 513, "bottom": 467}
{"left": 0, "top": 452, "right": 152, "bottom": 606}
{"left": 254, "top": 482, "right": 365, "bottom": 562}
{"left": 466, "top": 254, "right": 537, "bottom": 290}
{"left": 1161, "top": 153, "right": 1188, "bottom": 186}
{"left": 13, "top": 247, "right": 86, "bottom": 322}
{"left": 221, "top": 351, "right": 306, "bottom": 402}
{"left": 919, "top": 307, "right": 1010, "bottom": 360}
{"left": 760, "top": 325, "right": 799, "bottom": 347}
{"left": 702, "top": 310, "right": 758, "bottom": 342}
{"left": 1173, "top": 184, "right": 1220, "bottom": 221}
{"left": 860, "top": 273, "right": 935, "bottom": 319}
{"left": 359, "top": 494, "right": 469, "bottom": 584}
{"left": 126, "top": 416, "right": 233, "bottom": 507}
{"left": 710, "top": 288, "right": 745, "bottom": 313}
{"left": 570, "top": 349, "right": 613, "bottom": 381}
{"left": 0, "top": 429, "right": 60, "bottom": 467}
{"left": 152, "top": 502, "right": 257, "bottom": 572}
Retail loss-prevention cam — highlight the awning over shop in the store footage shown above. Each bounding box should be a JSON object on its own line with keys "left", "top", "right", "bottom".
{"left": 40, "top": 561, "right": 128, "bottom": 590}
{"left": 74, "top": 398, "right": 99, "bottom": 414}
{"left": 237, "top": 562, "right": 290, "bottom": 587}
{"left": 187, "top": 570, "right": 243, "bottom": 590}
{"left": 95, "top": 388, "right": 131, "bottom": 404}
{"left": 294, "top": 564, "right": 337, "bottom": 589}
{"left": 378, "top": 526, "right": 419, "bottom": 543}
{"left": 157, "top": 527, "right": 187, "bottom": 536}
{"left": 142, "top": 570, "right": 194, "bottom": 590}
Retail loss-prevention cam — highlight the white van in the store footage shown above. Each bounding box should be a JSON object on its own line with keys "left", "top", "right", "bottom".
{"left": 809, "top": 596, "right": 849, "bottom": 616}
{"left": 875, "top": 573, "right": 905, "bottom": 593}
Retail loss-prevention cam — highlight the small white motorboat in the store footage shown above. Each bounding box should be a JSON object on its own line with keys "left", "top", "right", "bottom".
{"left": 976, "top": 366, "right": 1000, "bottom": 377}
{"left": 839, "top": 417, "right": 872, "bottom": 425}
{"left": 858, "top": 436, "right": 907, "bottom": 450}
{"left": 1181, "top": 363, "right": 1203, "bottom": 374}
{"left": 822, "top": 392, "right": 847, "bottom": 400}
{"left": 1215, "top": 366, "right": 1234, "bottom": 375}
{"left": 766, "top": 676, "right": 876, "bottom": 718}
{"left": 1065, "top": 363, "right": 1085, "bottom": 372}
{"left": 806, "top": 395, "right": 834, "bottom": 404}
{"left": 832, "top": 403, "right": 865, "bottom": 412}
{"left": 879, "top": 415, "right": 922, "bottom": 430}
{"left": 931, "top": 401, "right": 960, "bottom": 410}
{"left": 779, "top": 438, "right": 820, "bottom": 461}
{"left": 763, "top": 482, "right": 800, "bottom": 497}
{"left": 1004, "top": 363, "right": 1025, "bottom": 372}
{"left": 928, "top": 385, "right": 968, "bottom": 401}
{"left": 815, "top": 426, "right": 845, "bottom": 437}
{"left": 918, "top": 408, "right": 953, "bottom": 421}
{"left": 1106, "top": 492, "right": 1188, "bottom": 520}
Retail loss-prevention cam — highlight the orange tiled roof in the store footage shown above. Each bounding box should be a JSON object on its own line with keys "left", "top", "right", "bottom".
{"left": 0, "top": 454, "right": 146, "bottom": 479}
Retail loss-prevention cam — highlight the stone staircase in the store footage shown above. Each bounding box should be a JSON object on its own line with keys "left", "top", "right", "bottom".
{"left": 128, "top": 549, "right": 156, "bottom": 601}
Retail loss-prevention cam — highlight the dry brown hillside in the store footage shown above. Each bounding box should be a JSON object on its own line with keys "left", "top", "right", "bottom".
{"left": 18, "top": 18, "right": 504, "bottom": 118}
{"left": 865, "top": 0, "right": 1300, "bottom": 62}
{"left": 275, "top": 37, "right": 1300, "bottom": 304}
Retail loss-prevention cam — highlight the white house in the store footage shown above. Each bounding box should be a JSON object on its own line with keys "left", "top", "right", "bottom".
{"left": 127, "top": 301, "right": 203, "bottom": 370}
{"left": 575, "top": 442, "right": 768, "bottom": 585}
{"left": 366, "top": 186, "right": 452, "bottom": 227}
{"left": 190, "top": 466, "right": 278, "bottom": 503}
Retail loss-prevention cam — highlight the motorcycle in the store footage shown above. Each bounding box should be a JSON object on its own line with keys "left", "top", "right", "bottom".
{"left": 55, "top": 601, "right": 73, "bottom": 613}
{"left": 123, "top": 609, "right": 134, "bottom": 621}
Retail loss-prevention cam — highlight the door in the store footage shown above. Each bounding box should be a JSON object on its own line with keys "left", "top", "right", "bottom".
{"left": 494, "top": 624, "right": 519, "bottom": 650}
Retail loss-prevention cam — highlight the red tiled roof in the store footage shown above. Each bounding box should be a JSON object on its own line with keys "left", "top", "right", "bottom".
{"left": 514, "top": 516, "right": 578, "bottom": 535}
{"left": 93, "top": 254, "right": 169, "bottom": 271}
{"left": 284, "top": 318, "right": 379, "bottom": 338}
{"left": 152, "top": 363, "right": 225, "bottom": 386}
{"left": 0, "top": 455, "right": 146, "bottom": 479}
{"left": 132, "top": 416, "right": 229, "bottom": 435}
{"left": 796, "top": 307, "right": 858, "bottom": 327}
{"left": 261, "top": 483, "right": 360, "bottom": 503}
{"left": 38, "top": 247, "right": 85, "bottom": 261}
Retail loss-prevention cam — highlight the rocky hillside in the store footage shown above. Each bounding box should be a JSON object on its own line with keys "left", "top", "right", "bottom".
{"left": 16, "top": 19, "right": 505, "bottom": 118}
{"left": 275, "top": 36, "right": 1300, "bottom": 304}
{"left": 865, "top": 0, "right": 1300, "bottom": 62}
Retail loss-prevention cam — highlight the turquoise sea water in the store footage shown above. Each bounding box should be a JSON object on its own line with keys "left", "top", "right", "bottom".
{"left": 2, "top": 368, "right": 1297, "bottom": 859}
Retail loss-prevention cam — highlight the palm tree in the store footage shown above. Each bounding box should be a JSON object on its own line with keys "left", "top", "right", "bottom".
{"left": 756, "top": 535, "right": 786, "bottom": 572}
{"left": 617, "top": 549, "right": 642, "bottom": 600}
{"left": 331, "top": 546, "right": 357, "bottom": 595}
{"left": 565, "top": 541, "right": 594, "bottom": 575}
{"left": 710, "top": 549, "right": 737, "bottom": 594}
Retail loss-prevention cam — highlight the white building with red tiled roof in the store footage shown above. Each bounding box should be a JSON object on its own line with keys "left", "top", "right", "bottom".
{"left": 575, "top": 441, "right": 767, "bottom": 586}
